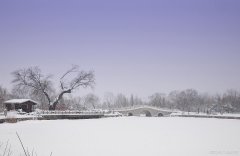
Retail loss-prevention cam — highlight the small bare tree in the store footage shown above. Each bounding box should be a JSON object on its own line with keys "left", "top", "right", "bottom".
{"left": 84, "top": 93, "right": 99, "bottom": 109}
{"left": 103, "top": 92, "right": 115, "bottom": 109}
{"left": 148, "top": 93, "right": 166, "bottom": 108}
{"left": 0, "top": 86, "right": 9, "bottom": 112}
{"left": 12, "top": 65, "right": 95, "bottom": 110}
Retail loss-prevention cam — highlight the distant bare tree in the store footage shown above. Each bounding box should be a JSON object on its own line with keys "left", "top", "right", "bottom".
{"left": 12, "top": 65, "right": 95, "bottom": 110}
{"left": 103, "top": 92, "right": 115, "bottom": 109}
{"left": 211, "top": 90, "right": 240, "bottom": 113}
{"left": 168, "top": 89, "right": 200, "bottom": 112}
{"left": 148, "top": 93, "right": 166, "bottom": 108}
{"left": 64, "top": 96, "right": 86, "bottom": 110}
{"left": 0, "top": 86, "right": 9, "bottom": 111}
{"left": 198, "top": 93, "right": 214, "bottom": 113}
{"left": 84, "top": 93, "right": 99, "bottom": 109}
{"left": 223, "top": 90, "right": 240, "bottom": 112}
{"left": 114, "top": 94, "right": 128, "bottom": 108}
{"left": 130, "top": 94, "right": 134, "bottom": 107}
{"left": 133, "top": 96, "right": 144, "bottom": 106}
{"left": 168, "top": 90, "right": 181, "bottom": 110}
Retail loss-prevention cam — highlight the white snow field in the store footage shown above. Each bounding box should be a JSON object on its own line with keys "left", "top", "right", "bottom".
{"left": 1, "top": 117, "right": 240, "bottom": 156}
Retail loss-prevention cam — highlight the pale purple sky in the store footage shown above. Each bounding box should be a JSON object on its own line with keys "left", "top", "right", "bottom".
{"left": 0, "top": 0, "right": 240, "bottom": 99}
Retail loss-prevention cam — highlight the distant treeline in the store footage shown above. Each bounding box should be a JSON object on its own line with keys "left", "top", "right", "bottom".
{"left": 1, "top": 85, "right": 240, "bottom": 113}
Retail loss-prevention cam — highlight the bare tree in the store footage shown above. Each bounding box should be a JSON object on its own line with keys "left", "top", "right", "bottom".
{"left": 211, "top": 90, "right": 240, "bottom": 113}
{"left": 168, "top": 89, "right": 201, "bottom": 112}
{"left": 223, "top": 90, "right": 240, "bottom": 112}
{"left": 64, "top": 96, "right": 86, "bottom": 110}
{"left": 0, "top": 86, "right": 9, "bottom": 112}
{"left": 83, "top": 93, "right": 99, "bottom": 109}
{"left": 114, "top": 93, "right": 129, "bottom": 108}
{"left": 102, "top": 92, "right": 115, "bottom": 109}
{"left": 148, "top": 93, "right": 166, "bottom": 108}
{"left": 12, "top": 65, "right": 95, "bottom": 110}
{"left": 133, "top": 96, "right": 144, "bottom": 106}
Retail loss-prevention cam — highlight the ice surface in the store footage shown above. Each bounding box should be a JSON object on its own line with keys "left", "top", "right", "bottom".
{"left": 0, "top": 117, "right": 240, "bottom": 156}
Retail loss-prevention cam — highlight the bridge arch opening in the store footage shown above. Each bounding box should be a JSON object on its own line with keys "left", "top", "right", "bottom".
{"left": 140, "top": 110, "right": 152, "bottom": 117}
{"left": 128, "top": 112, "right": 133, "bottom": 116}
{"left": 158, "top": 113, "right": 163, "bottom": 117}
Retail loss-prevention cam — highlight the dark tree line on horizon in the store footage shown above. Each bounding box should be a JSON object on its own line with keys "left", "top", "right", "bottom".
{"left": 1, "top": 84, "right": 240, "bottom": 114}
{"left": 0, "top": 66, "right": 240, "bottom": 113}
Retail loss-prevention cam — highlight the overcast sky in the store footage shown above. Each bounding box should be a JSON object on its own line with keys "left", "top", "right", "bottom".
{"left": 0, "top": 0, "right": 240, "bottom": 99}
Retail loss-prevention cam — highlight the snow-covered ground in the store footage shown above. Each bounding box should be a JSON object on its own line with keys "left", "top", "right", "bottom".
{"left": 171, "top": 111, "right": 240, "bottom": 117}
{"left": 0, "top": 117, "right": 240, "bottom": 156}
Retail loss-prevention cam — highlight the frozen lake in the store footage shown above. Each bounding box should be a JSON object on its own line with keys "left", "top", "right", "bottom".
{"left": 1, "top": 117, "right": 240, "bottom": 156}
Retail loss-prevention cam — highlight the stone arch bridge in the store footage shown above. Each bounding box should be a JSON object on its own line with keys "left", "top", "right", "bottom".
{"left": 114, "top": 105, "right": 173, "bottom": 117}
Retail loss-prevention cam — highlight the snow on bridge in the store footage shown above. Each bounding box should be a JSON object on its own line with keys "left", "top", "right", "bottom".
{"left": 114, "top": 105, "right": 173, "bottom": 117}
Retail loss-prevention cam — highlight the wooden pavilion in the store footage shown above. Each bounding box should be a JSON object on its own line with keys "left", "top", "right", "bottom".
{"left": 4, "top": 99, "right": 38, "bottom": 113}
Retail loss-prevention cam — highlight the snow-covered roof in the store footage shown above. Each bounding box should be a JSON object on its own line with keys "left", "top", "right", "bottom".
{"left": 4, "top": 99, "right": 38, "bottom": 105}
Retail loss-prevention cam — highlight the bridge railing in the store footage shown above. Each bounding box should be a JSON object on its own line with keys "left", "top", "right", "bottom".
{"left": 113, "top": 105, "right": 175, "bottom": 112}
{"left": 40, "top": 110, "right": 105, "bottom": 115}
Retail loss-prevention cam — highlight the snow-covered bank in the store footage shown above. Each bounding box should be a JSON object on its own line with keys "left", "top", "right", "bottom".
{"left": 0, "top": 111, "right": 40, "bottom": 124}
{"left": 171, "top": 111, "right": 240, "bottom": 117}
{"left": 0, "top": 117, "right": 240, "bottom": 156}
{"left": 171, "top": 112, "right": 240, "bottom": 119}
{"left": 0, "top": 110, "right": 122, "bottom": 123}
{"left": 0, "top": 111, "right": 39, "bottom": 119}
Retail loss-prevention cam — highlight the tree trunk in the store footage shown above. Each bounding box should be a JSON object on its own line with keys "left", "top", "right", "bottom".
{"left": 48, "top": 89, "right": 71, "bottom": 110}
{"left": 49, "top": 105, "right": 55, "bottom": 110}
